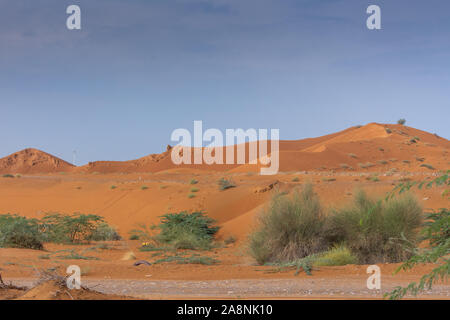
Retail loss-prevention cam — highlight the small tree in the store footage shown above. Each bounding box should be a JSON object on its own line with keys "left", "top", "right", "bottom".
{"left": 40, "top": 213, "right": 105, "bottom": 243}
{"left": 397, "top": 118, "right": 406, "bottom": 125}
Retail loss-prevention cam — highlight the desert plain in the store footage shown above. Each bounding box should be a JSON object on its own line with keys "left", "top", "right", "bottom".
{"left": 0, "top": 123, "right": 449, "bottom": 300}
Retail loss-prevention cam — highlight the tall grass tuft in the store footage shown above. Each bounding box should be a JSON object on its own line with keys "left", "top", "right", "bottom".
{"left": 326, "top": 190, "right": 423, "bottom": 264}
{"left": 249, "top": 184, "right": 328, "bottom": 264}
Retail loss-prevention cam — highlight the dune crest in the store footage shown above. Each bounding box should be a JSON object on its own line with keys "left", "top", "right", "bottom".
{"left": 0, "top": 148, "right": 74, "bottom": 174}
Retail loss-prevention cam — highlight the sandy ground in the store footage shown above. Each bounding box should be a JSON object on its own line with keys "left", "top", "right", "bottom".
{"left": 0, "top": 123, "right": 448, "bottom": 300}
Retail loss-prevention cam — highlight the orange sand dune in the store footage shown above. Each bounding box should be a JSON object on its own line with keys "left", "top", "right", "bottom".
{"left": 0, "top": 148, "right": 74, "bottom": 174}
{"left": 1, "top": 123, "right": 448, "bottom": 174}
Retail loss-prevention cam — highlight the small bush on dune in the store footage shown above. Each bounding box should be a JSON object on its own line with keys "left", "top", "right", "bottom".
{"left": 0, "top": 214, "right": 43, "bottom": 250}
{"left": 40, "top": 213, "right": 106, "bottom": 244}
{"left": 218, "top": 178, "right": 236, "bottom": 191}
{"left": 326, "top": 190, "right": 423, "bottom": 264}
{"left": 88, "top": 222, "right": 121, "bottom": 241}
{"left": 249, "top": 184, "right": 328, "bottom": 265}
{"left": 156, "top": 211, "right": 219, "bottom": 250}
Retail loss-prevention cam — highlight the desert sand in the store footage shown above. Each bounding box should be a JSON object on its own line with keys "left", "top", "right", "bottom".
{"left": 0, "top": 123, "right": 448, "bottom": 300}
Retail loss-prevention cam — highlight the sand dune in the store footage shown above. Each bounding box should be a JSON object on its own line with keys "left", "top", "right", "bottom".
{"left": 0, "top": 148, "right": 74, "bottom": 174}
{"left": 1, "top": 124, "right": 448, "bottom": 175}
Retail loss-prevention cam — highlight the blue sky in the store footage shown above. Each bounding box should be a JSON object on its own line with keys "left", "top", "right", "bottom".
{"left": 1, "top": 0, "right": 449, "bottom": 164}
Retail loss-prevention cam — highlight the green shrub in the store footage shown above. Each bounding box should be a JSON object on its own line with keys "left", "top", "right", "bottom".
{"left": 224, "top": 235, "right": 237, "bottom": 245}
{"left": 249, "top": 184, "right": 328, "bottom": 265}
{"left": 155, "top": 211, "right": 219, "bottom": 250}
{"left": 2, "top": 174, "right": 14, "bottom": 178}
{"left": 110, "top": 185, "right": 117, "bottom": 189}
{"left": 292, "top": 177, "right": 300, "bottom": 182}
{"left": 40, "top": 213, "right": 105, "bottom": 244}
{"left": 397, "top": 119, "right": 406, "bottom": 125}
{"left": 313, "top": 245, "right": 358, "bottom": 266}
{"left": 218, "top": 178, "right": 236, "bottom": 191}
{"left": 188, "top": 193, "right": 196, "bottom": 199}
{"left": 190, "top": 188, "right": 199, "bottom": 193}
{"left": 420, "top": 164, "right": 435, "bottom": 170}
{"left": 326, "top": 191, "right": 423, "bottom": 264}
{"left": 89, "top": 222, "right": 121, "bottom": 241}
{"left": 190, "top": 179, "right": 198, "bottom": 185}
{"left": 0, "top": 214, "right": 43, "bottom": 250}
{"left": 141, "top": 185, "right": 148, "bottom": 190}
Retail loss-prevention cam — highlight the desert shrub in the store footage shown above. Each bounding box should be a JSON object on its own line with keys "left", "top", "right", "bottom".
{"left": 326, "top": 191, "right": 423, "bottom": 264}
{"left": 0, "top": 214, "right": 43, "bottom": 250}
{"left": 224, "top": 235, "right": 237, "bottom": 245}
{"left": 218, "top": 178, "right": 236, "bottom": 190}
{"left": 397, "top": 119, "right": 406, "bottom": 125}
{"left": 141, "top": 185, "right": 148, "bottom": 190}
{"left": 190, "top": 179, "right": 198, "bottom": 185}
{"left": 385, "top": 128, "right": 392, "bottom": 134}
{"left": 40, "top": 213, "right": 105, "bottom": 244}
{"left": 348, "top": 153, "right": 358, "bottom": 158}
{"left": 187, "top": 193, "right": 196, "bottom": 199}
{"left": 420, "top": 164, "right": 435, "bottom": 170}
{"left": 2, "top": 174, "right": 14, "bottom": 178}
{"left": 110, "top": 185, "right": 117, "bottom": 189}
{"left": 314, "top": 245, "right": 358, "bottom": 266}
{"left": 249, "top": 184, "right": 328, "bottom": 265}
{"left": 88, "top": 222, "right": 121, "bottom": 241}
{"left": 190, "top": 188, "right": 199, "bottom": 193}
{"left": 292, "top": 177, "right": 300, "bottom": 182}
{"left": 155, "top": 211, "right": 219, "bottom": 250}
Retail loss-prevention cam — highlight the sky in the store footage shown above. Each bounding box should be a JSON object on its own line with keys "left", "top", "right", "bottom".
{"left": 1, "top": 0, "right": 449, "bottom": 165}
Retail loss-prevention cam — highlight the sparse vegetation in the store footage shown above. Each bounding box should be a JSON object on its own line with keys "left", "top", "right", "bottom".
{"left": 187, "top": 193, "right": 196, "bottom": 199}
{"left": 110, "top": 185, "right": 117, "bottom": 190}
{"left": 377, "top": 160, "right": 388, "bottom": 165}
{"left": 141, "top": 185, "right": 148, "bottom": 190}
{"left": 397, "top": 119, "right": 406, "bottom": 125}
{"left": 224, "top": 235, "right": 237, "bottom": 245}
{"left": 2, "top": 174, "right": 14, "bottom": 178}
{"left": 358, "top": 162, "right": 375, "bottom": 169}
{"left": 218, "top": 178, "right": 236, "bottom": 191}
{"left": 189, "top": 179, "right": 198, "bottom": 185}
{"left": 420, "top": 164, "right": 435, "bottom": 170}
{"left": 190, "top": 187, "right": 199, "bottom": 193}
{"left": 292, "top": 177, "right": 300, "bottom": 182}
{"left": 348, "top": 153, "right": 357, "bottom": 158}
{"left": 313, "top": 245, "right": 358, "bottom": 267}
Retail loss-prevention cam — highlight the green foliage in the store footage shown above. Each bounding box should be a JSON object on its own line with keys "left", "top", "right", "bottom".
{"left": 249, "top": 184, "right": 328, "bottom": 265}
{"left": 386, "top": 172, "right": 449, "bottom": 299}
{"left": 0, "top": 214, "right": 43, "bottom": 250}
{"left": 141, "top": 185, "right": 149, "bottom": 190}
{"left": 110, "top": 185, "right": 117, "bottom": 189}
{"left": 420, "top": 163, "right": 435, "bottom": 170}
{"left": 224, "top": 235, "right": 237, "bottom": 245}
{"left": 313, "top": 245, "right": 358, "bottom": 266}
{"left": 40, "top": 213, "right": 105, "bottom": 244}
{"left": 156, "top": 211, "right": 219, "bottom": 250}
{"left": 327, "top": 190, "right": 423, "bottom": 264}
{"left": 292, "top": 177, "right": 300, "bottom": 182}
{"left": 2, "top": 174, "right": 14, "bottom": 178}
{"left": 187, "top": 193, "right": 196, "bottom": 199}
{"left": 190, "top": 187, "right": 199, "bottom": 193}
{"left": 397, "top": 118, "right": 406, "bottom": 125}
{"left": 153, "top": 254, "right": 219, "bottom": 265}
{"left": 190, "top": 179, "right": 199, "bottom": 185}
{"left": 89, "top": 222, "right": 121, "bottom": 241}
{"left": 218, "top": 178, "right": 236, "bottom": 191}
